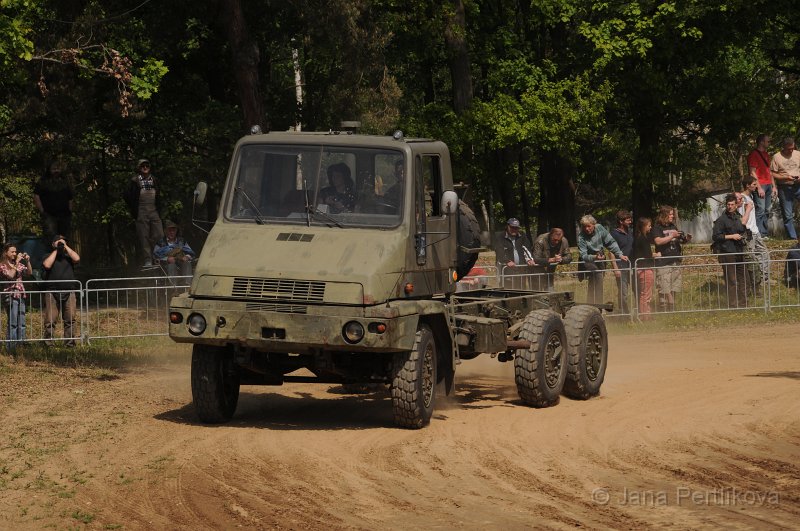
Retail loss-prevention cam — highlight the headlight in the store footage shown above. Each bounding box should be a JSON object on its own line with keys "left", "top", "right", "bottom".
{"left": 343, "top": 321, "right": 365, "bottom": 344}
{"left": 187, "top": 313, "right": 207, "bottom": 336}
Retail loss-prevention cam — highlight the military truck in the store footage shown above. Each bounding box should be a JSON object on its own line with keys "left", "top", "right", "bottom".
{"left": 168, "top": 128, "right": 608, "bottom": 429}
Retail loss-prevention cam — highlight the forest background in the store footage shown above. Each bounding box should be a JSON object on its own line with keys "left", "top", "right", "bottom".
{"left": 1, "top": 0, "right": 799, "bottom": 273}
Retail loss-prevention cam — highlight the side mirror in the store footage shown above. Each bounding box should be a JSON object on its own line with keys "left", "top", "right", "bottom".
{"left": 194, "top": 181, "right": 208, "bottom": 206}
{"left": 441, "top": 191, "right": 458, "bottom": 215}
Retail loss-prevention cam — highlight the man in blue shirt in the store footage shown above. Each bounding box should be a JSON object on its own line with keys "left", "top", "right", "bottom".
{"left": 153, "top": 220, "right": 195, "bottom": 277}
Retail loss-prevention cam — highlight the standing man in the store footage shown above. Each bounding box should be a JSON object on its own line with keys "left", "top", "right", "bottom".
{"left": 653, "top": 205, "right": 691, "bottom": 312}
{"left": 610, "top": 210, "right": 634, "bottom": 314}
{"left": 33, "top": 161, "right": 74, "bottom": 240}
{"left": 124, "top": 158, "right": 164, "bottom": 267}
{"left": 712, "top": 194, "right": 747, "bottom": 308}
{"left": 42, "top": 234, "right": 80, "bottom": 347}
{"left": 531, "top": 227, "right": 571, "bottom": 291}
{"left": 739, "top": 177, "right": 769, "bottom": 293}
{"left": 747, "top": 134, "right": 776, "bottom": 237}
{"left": 770, "top": 137, "right": 800, "bottom": 240}
{"left": 577, "top": 215, "right": 628, "bottom": 305}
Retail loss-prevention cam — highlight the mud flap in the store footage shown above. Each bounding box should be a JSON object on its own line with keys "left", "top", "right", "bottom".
{"left": 444, "top": 365, "right": 455, "bottom": 396}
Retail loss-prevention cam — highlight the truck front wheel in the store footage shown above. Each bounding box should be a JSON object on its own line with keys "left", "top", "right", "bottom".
{"left": 515, "top": 310, "right": 567, "bottom": 407}
{"left": 191, "top": 344, "right": 241, "bottom": 423}
{"left": 391, "top": 324, "right": 437, "bottom": 429}
{"left": 563, "top": 305, "right": 607, "bottom": 399}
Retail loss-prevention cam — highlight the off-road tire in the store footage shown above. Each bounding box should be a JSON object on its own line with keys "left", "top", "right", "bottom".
{"left": 456, "top": 200, "right": 481, "bottom": 280}
{"left": 563, "top": 305, "right": 608, "bottom": 399}
{"left": 515, "top": 309, "right": 567, "bottom": 407}
{"left": 191, "top": 344, "right": 241, "bottom": 423}
{"left": 392, "top": 324, "right": 437, "bottom": 428}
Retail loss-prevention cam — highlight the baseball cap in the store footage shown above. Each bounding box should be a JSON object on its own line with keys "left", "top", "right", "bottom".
{"left": 164, "top": 220, "right": 178, "bottom": 230}
{"left": 137, "top": 158, "right": 151, "bottom": 168}
{"left": 507, "top": 218, "right": 521, "bottom": 228}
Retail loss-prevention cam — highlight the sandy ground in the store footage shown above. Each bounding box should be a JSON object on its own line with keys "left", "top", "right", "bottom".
{"left": 1, "top": 325, "right": 799, "bottom": 530}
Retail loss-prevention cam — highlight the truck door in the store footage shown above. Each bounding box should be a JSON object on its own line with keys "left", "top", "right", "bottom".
{"left": 414, "top": 153, "right": 455, "bottom": 294}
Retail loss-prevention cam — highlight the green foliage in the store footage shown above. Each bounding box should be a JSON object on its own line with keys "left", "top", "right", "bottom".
{"left": 0, "top": 0, "right": 37, "bottom": 71}
{"left": 470, "top": 63, "right": 610, "bottom": 152}
{"left": 129, "top": 58, "right": 168, "bottom": 100}
{"left": 0, "top": 0, "right": 799, "bottom": 263}
{"left": 0, "top": 173, "right": 38, "bottom": 237}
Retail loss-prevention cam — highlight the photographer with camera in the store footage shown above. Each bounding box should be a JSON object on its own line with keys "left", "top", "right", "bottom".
{"left": 713, "top": 194, "right": 748, "bottom": 308}
{"left": 653, "top": 205, "right": 692, "bottom": 312}
{"left": 1, "top": 243, "right": 33, "bottom": 351}
{"left": 42, "top": 234, "right": 80, "bottom": 347}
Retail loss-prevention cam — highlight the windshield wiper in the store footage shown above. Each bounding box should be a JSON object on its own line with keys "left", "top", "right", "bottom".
{"left": 303, "top": 179, "right": 312, "bottom": 227}
{"left": 234, "top": 186, "right": 265, "bottom": 224}
{"left": 305, "top": 206, "right": 344, "bottom": 228}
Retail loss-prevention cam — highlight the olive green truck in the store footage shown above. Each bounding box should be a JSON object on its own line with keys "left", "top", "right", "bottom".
{"left": 168, "top": 129, "right": 608, "bottom": 428}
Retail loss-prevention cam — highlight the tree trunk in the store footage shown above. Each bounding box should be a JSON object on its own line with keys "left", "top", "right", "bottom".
{"left": 538, "top": 150, "right": 577, "bottom": 243}
{"left": 220, "top": 0, "right": 264, "bottom": 132}
{"left": 632, "top": 123, "right": 659, "bottom": 219}
{"left": 443, "top": 0, "right": 473, "bottom": 113}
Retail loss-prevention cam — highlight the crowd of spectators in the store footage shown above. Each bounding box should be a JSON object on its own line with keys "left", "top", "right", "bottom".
{"left": 2, "top": 158, "right": 194, "bottom": 349}
{"left": 3, "top": 136, "right": 800, "bottom": 349}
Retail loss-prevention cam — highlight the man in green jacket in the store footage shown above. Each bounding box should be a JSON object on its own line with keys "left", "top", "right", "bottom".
{"left": 577, "top": 215, "right": 629, "bottom": 305}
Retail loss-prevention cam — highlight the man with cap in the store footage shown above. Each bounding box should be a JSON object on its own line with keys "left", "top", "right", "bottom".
{"left": 153, "top": 220, "right": 195, "bottom": 277}
{"left": 124, "top": 158, "right": 163, "bottom": 267}
{"left": 498, "top": 218, "right": 534, "bottom": 269}
{"left": 42, "top": 234, "right": 80, "bottom": 347}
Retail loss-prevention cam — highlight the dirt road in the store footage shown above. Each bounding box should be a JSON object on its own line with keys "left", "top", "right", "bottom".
{"left": 1, "top": 325, "right": 799, "bottom": 529}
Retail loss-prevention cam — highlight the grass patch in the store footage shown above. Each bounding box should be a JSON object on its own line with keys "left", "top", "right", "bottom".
{"left": 2, "top": 337, "right": 188, "bottom": 370}
{"left": 145, "top": 454, "right": 175, "bottom": 472}
{"left": 70, "top": 509, "right": 95, "bottom": 524}
{"left": 606, "top": 307, "right": 800, "bottom": 334}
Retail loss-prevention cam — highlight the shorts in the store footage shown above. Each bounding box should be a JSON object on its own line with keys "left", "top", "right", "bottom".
{"left": 656, "top": 265, "right": 682, "bottom": 295}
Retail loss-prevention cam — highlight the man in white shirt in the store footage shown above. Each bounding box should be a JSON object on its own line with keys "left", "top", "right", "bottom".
{"left": 770, "top": 137, "right": 800, "bottom": 239}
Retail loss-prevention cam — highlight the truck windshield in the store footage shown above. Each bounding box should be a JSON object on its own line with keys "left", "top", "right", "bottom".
{"left": 226, "top": 143, "right": 405, "bottom": 228}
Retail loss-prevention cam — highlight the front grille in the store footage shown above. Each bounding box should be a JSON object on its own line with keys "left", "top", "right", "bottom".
{"left": 232, "top": 277, "right": 326, "bottom": 302}
{"left": 245, "top": 302, "right": 309, "bottom": 314}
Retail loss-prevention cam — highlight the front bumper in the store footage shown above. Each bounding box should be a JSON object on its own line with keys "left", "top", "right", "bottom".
{"left": 168, "top": 297, "right": 419, "bottom": 353}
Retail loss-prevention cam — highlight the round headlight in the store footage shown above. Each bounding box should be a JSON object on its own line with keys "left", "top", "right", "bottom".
{"left": 343, "top": 321, "right": 365, "bottom": 344}
{"left": 187, "top": 313, "right": 207, "bottom": 336}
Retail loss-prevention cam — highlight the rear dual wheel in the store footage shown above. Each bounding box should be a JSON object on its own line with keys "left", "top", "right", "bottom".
{"left": 514, "top": 310, "right": 567, "bottom": 407}
{"left": 563, "top": 305, "right": 608, "bottom": 399}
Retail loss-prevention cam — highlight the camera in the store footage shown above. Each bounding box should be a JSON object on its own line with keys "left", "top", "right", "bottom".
{"left": 675, "top": 231, "right": 690, "bottom": 243}
{"left": 57, "top": 242, "right": 65, "bottom": 251}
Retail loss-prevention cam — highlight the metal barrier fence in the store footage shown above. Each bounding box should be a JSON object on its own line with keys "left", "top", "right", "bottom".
{"left": 84, "top": 275, "right": 191, "bottom": 341}
{"left": 2, "top": 251, "right": 799, "bottom": 347}
{"left": 1, "top": 275, "right": 190, "bottom": 348}
{"left": 498, "top": 250, "right": 800, "bottom": 320}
